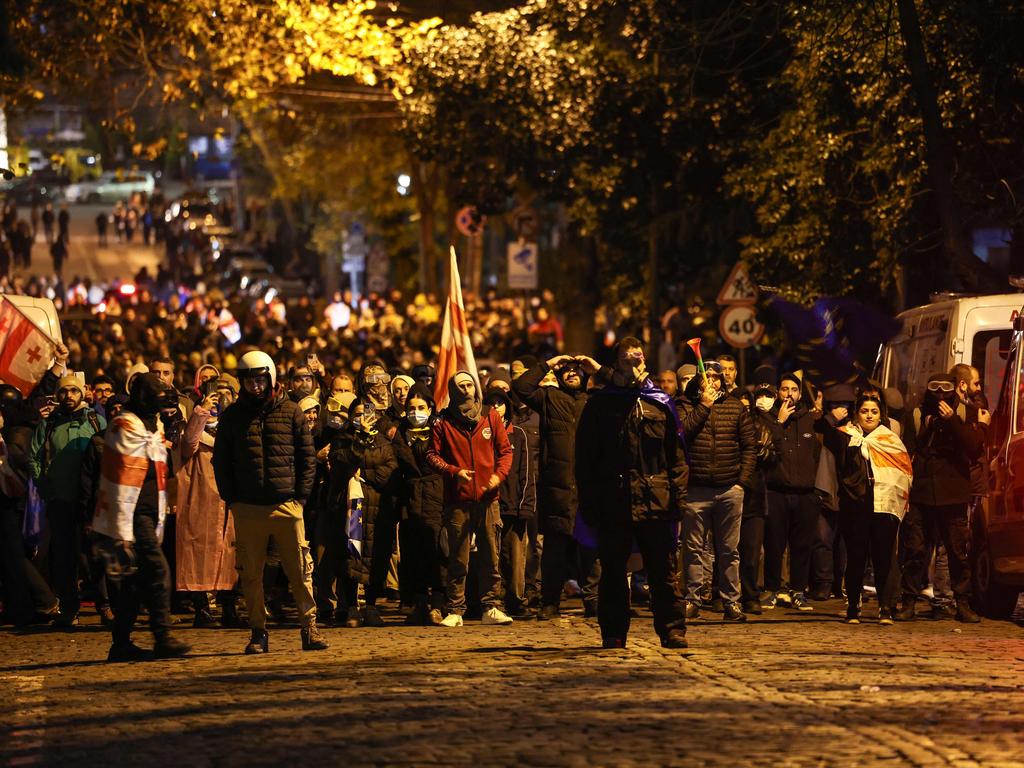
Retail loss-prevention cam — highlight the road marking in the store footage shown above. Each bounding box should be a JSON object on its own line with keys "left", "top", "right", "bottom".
{"left": 1, "top": 674, "right": 46, "bottom": 766}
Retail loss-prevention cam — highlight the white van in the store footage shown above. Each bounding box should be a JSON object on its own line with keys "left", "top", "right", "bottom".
{"left": 875, "top": 293, "right": 1024, "bottom": 410}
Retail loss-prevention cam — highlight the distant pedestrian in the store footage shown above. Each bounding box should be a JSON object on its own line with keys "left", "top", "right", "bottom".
{"left": 96, "top": 212, "right": 108, "bottom": 245}
{"left": 57, "top": 205, "right": 70, "bottom": 244}
{"left": 50, "top": 237, "right": 67, "bottom": 277}
{"left": 30, "top": 202, "right": 40, "bottom": 242}
{"left": 142, "top": 207, "right": 153, "bottom": 245}
{"left": 41, "top": 203, "right": 55, "bottom": 244}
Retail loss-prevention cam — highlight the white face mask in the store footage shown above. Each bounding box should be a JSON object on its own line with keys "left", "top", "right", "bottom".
{"left": 407, "top": 411, "right": 429, "bottom": 427}
{"left": 755, "top": 396, "right": 776, "bottom": 412}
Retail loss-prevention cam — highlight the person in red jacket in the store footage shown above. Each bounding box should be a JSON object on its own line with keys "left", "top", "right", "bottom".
{"left": 428, "top": 371, "right": 514, "bottom": 627}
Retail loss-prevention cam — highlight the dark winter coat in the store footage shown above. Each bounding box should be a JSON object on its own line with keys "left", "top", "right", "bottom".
{"left": 677, "top": 389, "right": 757, "bottom": 489}
{"left": 817, "top": 414, "right": 873, "bottom": 513}
{"left": 512, "top": 362, "right": 598, "bottom": 533}
{"left": 902, "top": 403, "right": 984, "bottom": 507}
{"left": 497, "top": 422, "right": 535, "bottom": 521}
{"left": 212, "top": 392, "right": 316, "bottom": 506}
{"left": 328, "top": 429, "right": 398, "bottom": 585}
{"left": 745, "top": 408, "right": 780, "bottom": 518}
{"left": 575, "top": 390, "right": 689, "bottom": 525}
{"left": 766, "top": 406, "right": 821, "bottom": 493}
{"left": 394, "top": 422, "right": 445, "bottom": 529}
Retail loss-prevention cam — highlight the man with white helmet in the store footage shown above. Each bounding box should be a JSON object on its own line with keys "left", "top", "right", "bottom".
{"left": 212, "top": 350, "right": 328, "bottom": 653}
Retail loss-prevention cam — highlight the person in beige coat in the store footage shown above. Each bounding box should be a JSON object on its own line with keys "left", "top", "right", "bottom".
{"left": 177, "top": 374, "right": 241, "bottom": 627}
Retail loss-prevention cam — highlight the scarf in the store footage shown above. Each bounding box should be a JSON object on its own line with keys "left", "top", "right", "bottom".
{"left": 92, "top": 411, "right": 169, "bottom": 543}
{"left": 839, "top": 422, "right": 912, "bottom": 520}
{"left": 445, "top": 371, "right": 482, "bottom": 429}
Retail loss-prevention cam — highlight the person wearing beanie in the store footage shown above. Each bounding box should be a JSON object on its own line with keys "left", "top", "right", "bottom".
{"left": 93, "top": 373, "right": 191, "bottom": 661}
{"left": 387, "top": 374, "right": 415, "bottom": 437}
{"left": 675, "top": 364, "right": 697, "bottom": 396}
{"left": 176, "top": 371, "right": 242, "bottom": 629}
{"left": 513, "top": 353, "right": 612, "bottom": 620}
{"left": 392, "top": 383, "right": 447, "bottom": 625}
{"left": 483, "top": 388, "right": 535, "bottom": 617}
{"left": 762, "top": 373, "right": 823, "bottom": 610}
{"left": 29, "top": 374, "right": 106, "bottom": 627}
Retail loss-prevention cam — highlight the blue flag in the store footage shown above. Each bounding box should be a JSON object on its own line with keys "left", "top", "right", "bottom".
{"left": 770, "top": 297, "right": 902, "bottom": 388}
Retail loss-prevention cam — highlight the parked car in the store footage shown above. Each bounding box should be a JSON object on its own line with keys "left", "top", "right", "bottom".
{"left": 64, "top": 170, "right": 156, "bottom": 203}
{"left": 0, "top": 176, "right": 64, "bottom": 205}
{"left": 977, "top": 307, "right": 1024, "bottom": 618}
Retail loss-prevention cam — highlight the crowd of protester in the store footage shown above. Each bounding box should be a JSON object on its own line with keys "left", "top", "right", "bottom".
{"left": 0, "top": 217, "right": 995, "bottom": 657}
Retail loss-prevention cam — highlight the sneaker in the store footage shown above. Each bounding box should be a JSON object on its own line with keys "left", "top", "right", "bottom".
{"left": 244, "top": 629, "right": 269, "bottom": 654}
{"left": 344, "top": 606, "right": 364, "bottom": 629}
{"left": 845, "top": 604, "right": 861, "bottom": 624}
{"left": 684, "top": 601, "right": 701, "bottom": 620}
{"left": 98, "top": 606, "right": 115, "bottom": 627}
{"left": 661, "top": 629, "right": 688, "bottom": 649}
{"left": 428, "top": 608, "right": 444, "bottom": 626}
{"left": 894, "top": 601, "right": 916, "bottom": 621}
{"left": 760, "top": 592, "right": 778, "bottom": 609}
{"left": 775, "top": 591, "right": 793, "bottom": 607}
{"left": 791, "top": 593, "right": 814, "bottom": 612}
{"left": 107, "top": 642, "right": 151, "bottom": 663}
{"left": 193, "top": 608, "right": 216, "bottom": 628}
{"left": 439, "top": 613, "right": 463, "bottom": 627}
{"left": 602, "top": 637, "right": 626, "bottom": 649}
{"left": 482, "top": 607, "right": 514, "bottom": 625}
{"left": 878, "top": 607, "right": 894, "bottom": 626}
{"left": 923, "top": 603, "right": 956, "bottom": 621}
{"left": 153, "top": 635, "right": 192, "bottom": 659}
{"left": 363, "top": 606, "right": 385, "bottom": 627}
{"left": 955, "top": 601, "right": 981, "bottom": 624}
{"left": 536, "top": 605, "right": 560, "bottom": 621}
{"left": 741, "top": 600, "right": 762, "bottom": 615}
{"left": 301, "top": 619, "right": 329, "bottom": 650}
{"left": 722, "top": 603, "right": 747, "bottom": 622}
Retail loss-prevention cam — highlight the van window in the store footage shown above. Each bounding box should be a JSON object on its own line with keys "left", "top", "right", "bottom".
{"left": 972, "top": 329, "right": 1013, "bottom": 410}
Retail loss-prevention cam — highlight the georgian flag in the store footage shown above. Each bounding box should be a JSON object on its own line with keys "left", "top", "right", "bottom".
{"left": 434, "top": 246, "right": 480, "bottom": 408}
{"left": 0, "top": 300, "right": 56, "bottom": 396}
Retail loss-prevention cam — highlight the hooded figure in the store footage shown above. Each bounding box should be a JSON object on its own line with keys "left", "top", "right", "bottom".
{"left": 358, "top": 362, "right": 397, "bottom": 438}
{"left": 192, "top": 364, "right": 221, "bottom": 402}
{"left": 445, "top": 371, "right": 483, "bottom": 430}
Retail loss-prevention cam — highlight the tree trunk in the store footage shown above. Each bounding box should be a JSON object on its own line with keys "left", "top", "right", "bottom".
{"left": 561, "top": 227, "right": 600, "bottom": 355}
{"left": 895, "top": 0, "right": 976, "bottom": 290}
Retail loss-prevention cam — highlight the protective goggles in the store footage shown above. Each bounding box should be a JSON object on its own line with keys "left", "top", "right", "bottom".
{"left": 326, "top": 396, "right": 347, "bottom": 413}
{"left": 927, "top": 380, "right": 955, "bottom": 393}
{"left": 364, "top": 372, "right": 391, "bottom": 386}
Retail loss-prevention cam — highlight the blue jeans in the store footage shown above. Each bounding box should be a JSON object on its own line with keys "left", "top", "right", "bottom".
{"left": 682, "top": 485, "right": 744, "bottom": 605}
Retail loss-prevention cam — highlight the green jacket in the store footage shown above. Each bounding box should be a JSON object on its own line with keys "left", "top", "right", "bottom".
{"left": 29, "top": 406, "right": 106, "bottom": 503}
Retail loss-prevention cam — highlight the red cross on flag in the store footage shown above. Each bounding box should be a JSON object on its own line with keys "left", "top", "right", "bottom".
{"left": 0, "top": 299, "right": 57, "bottom": 396}
{"left": 434, "top": 246, "right": 479, "bottom": 409}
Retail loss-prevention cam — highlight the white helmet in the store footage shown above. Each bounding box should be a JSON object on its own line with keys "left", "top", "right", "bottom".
{"left": 237, "top": 350, "right": 277, "bottom": 388}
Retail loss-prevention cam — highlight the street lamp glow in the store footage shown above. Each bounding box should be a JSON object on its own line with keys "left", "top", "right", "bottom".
{"left": 397, "top": 173, "right": 411, "bottom": 195}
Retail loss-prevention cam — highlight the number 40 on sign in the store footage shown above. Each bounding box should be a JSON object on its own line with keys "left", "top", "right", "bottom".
{"left": 719, "top": 304, "right": 765, "bottom": 349}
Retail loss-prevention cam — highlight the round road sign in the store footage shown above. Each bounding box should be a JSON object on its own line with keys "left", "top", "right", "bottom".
{"left": 719, "top": 304, "right": 765, "bottom": 349}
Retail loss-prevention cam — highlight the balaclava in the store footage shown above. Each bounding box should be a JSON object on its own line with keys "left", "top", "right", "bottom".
{"left": 447, "top": 371, "right": 482, "bottom": 428}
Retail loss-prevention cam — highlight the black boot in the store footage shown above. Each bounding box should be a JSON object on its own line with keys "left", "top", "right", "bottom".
{"left": 955, "top": 599, "right": 981, "bottom": 624}
{"left": 245, "top": 628, "right": 269, "bottom": 654}
{"left": 301, "top": 618, "right": 329, "bottom": 651}
{"left": 153, "top": 635, "right": 192, "bottom": 659}
{"left": 894, "top": 599, "right": 916, "bottom": 621}
{"left": 107, "top": 641, "right": 151, "bottom": 662}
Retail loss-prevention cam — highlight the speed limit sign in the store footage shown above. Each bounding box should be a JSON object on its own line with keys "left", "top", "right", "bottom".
{"left": 719, "top": 304, "right": 765, "bottom": 349}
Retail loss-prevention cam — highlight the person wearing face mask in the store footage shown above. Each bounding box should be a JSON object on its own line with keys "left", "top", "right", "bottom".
{"left": 92, "top": 373, "right": 191, "bottom": 660}
{"left": 896, "top": 370, "right": 985, "bottom": 623}
{"left": 677, "top": 359, "right": 757, "bottom": 622}
{"left": 313, "top": 392, "right": 356, "bottom": 623}
{"left": 483, "top": 389, "right": 535, "bottom": 618}
{"left": 393, "top": 384, "right": 447, "bottom": 625}
{"left": 358, "top": 361, "right": 399, "bottom": 439}
{"left": 762, "top": 373, "right": 823, "bottom": 611}
{"left": 817, "top": 394, "right": 912, "bottom": 625}
{"left": 29, "top": 375, "right": 106, "bottom": 627}
{"left": 287, "top": 364, "right": 321, "bottom": 405}
{"left": 575, "top": 337, "right": 689, "bottom": 649}
{"left": 513, "top": 353, "right": 611, "bottom": 620}
{"left": 212, "top": 350, "right": 328, "bottom": 653}
{"left": 428, "top": 371, "right": 514, "bottom": 627}
{"left": 387, "top": 374, "right": 415, "bottom": 439}
{"left": 328, "top": 399, "right": 399, "bottom": 628}
{"left": 736, "top": 384, "right": 780, "bottom": 615}
{"left": 176, "top": 374, "right": 242, "bottom": 628}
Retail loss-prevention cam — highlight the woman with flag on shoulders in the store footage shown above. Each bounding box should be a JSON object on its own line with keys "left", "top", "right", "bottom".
{"left": 817, "top": 391, "right": 912, "bottom": 626}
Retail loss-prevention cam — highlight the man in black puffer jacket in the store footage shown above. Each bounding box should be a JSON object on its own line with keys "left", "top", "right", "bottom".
{"left": 213, "top": 350, "right": 327, "bottom": 654}
{"left": 677, "top": 361, "right": 757, "bottom": 621}
{"left": 514, "top": 353, "right": 613, "bottom": 619}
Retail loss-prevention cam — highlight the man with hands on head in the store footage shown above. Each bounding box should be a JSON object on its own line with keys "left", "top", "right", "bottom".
{"left": 513, "top": 353, "right": 614, "bottom": 619}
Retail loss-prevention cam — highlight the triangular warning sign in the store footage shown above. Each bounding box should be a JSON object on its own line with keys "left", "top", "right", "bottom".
{"left": 716, "top": 262, "right": 758, "bottom": 306}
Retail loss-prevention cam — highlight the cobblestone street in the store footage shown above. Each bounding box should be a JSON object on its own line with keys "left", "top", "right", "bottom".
{"left": 2, "top": 599, "right": 1022, "bottom": 767}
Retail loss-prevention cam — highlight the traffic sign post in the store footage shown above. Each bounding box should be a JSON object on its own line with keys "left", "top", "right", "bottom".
{"left": 507, "top": 241, "right": 538, "bottom": 290}
{"left": 716, "top": 262, "right": 761, "bottom": 386}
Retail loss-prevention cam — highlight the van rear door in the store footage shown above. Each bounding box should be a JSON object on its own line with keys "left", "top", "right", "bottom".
{"left": 962, "top": 304, "right": 1017, "bottom": 410}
